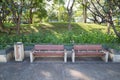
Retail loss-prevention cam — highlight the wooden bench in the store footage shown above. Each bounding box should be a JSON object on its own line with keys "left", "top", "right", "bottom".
{"left": 72, "top": 45, "right": 109, "bottom": 63}
{"left": 30, "top": 45, "right": 67, "bottom": 63}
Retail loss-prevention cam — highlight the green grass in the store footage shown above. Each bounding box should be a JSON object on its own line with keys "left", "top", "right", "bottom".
{"left": 0, "top": 22, "right": 119, "bottom": 49}
{"left": 3, "top": 22, "right": 15, "bottom": 28}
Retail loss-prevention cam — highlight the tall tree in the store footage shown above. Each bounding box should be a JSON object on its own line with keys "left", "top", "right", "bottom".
{"left": 27, "top": 0, "right": 44, "bottom": 24}
{"left": 105, "top": 0, "right": 120, "bottom": 37}
{"left": 82, "top": 0, "right": 88, "bottom": 23}
{"left": 0, "top": 1, "right": 4, "bottom": 28}
{"left": 52, "top": 0, "right": 65, "bottom": 22}
{"left": 4, "top": 0, "right": 25, "bottom": 35}
{"left": 66, "top": 0, "right": 75, "bottom": 31}
{"left": 87, "top": 0, "right": 105, "bottom": 24}
{"left": 87, "top": 0, "right": 120, "bottom": 38}
{"left": 0, "top": 0, "right": 11, "bottom": 33}
{"left": 29, "top": 0, "right": 33, "bottom": 24}
{"left": 0, "top": 1, "right": 7, "bottom": 28}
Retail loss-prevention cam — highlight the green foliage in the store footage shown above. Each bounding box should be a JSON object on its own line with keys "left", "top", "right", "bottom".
{"left": 3, "top": 23, "right": 15, "bottom": 28}
{"left": 0, "top": 22, "right": 119, "bottom": 49}
{"left": 0, "top": 30, "right": 118, "bottom": 49}
{"left": 37, "top": 6, "right": 47, "bottom": 19}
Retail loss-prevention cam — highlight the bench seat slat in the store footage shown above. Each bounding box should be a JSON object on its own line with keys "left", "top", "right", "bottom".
{"left": 34, "top": 45, "right": 64, "bottom": 51}
{"left": 33, "top": 52, "right": 64, "bottom": 54}
{"left": 74, "top": 45, "right": 102, "bottom": 51}
{"left": 75, "top": 52, "right": 105, "bottom": 57}
{"left": 33, "top": 53, "right": 64, "bottom": 57}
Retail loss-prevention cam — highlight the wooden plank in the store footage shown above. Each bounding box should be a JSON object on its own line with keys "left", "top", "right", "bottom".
{"left": 74, "top": 45, "right": 102, "bottom": 51}
{"left": 34, "top": 45, "right": 64, "bottom": 51}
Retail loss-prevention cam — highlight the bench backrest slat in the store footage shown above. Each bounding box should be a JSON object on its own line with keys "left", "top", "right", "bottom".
{"left": 74, "top": 45, "right": 102, "bottom": 51}
{"left": 34, "top": 45, "right": 64, "bottom": 51}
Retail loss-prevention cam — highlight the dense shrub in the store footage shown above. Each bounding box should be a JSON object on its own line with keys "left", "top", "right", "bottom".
{"left": 0, "top": 31, "right": 119, "bottom": 49}
{"left": 0, "top": 22, "right": 119, "bottom": 49}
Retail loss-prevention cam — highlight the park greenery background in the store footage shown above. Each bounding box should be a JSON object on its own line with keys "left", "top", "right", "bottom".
{"left": 0, "top": 0, "right": 120, "bottom": 49}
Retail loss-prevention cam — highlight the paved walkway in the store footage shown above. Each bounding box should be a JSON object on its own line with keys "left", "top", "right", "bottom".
{"left": 0, "top": 58, "right": 120, "bottom": 80}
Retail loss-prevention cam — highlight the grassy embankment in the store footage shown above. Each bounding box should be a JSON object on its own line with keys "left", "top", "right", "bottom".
{"left": 0, "top": 22, "right": 119, "bottom": 49}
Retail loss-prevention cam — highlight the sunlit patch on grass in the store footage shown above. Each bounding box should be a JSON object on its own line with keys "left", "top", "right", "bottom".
{"left": 30, "top": 26, "right": 38, "bottom": 32}
{"left": 42, "top": 23, "right": 54, "bottom": 27}
{"left": 77, "top": 23, "right": 109, "bottom": 33}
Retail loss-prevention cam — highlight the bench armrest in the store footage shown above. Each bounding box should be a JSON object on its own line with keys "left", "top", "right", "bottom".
{"left": 31, "top": 48, "right": 36, "bottom": 53}
{"left": 100, "top": 49, "right": 109, "bottom": 54}
{"left": 72, "top": 49, "right": 75, "bottom": 63}
{"left": 64, "top": 49, "right": 67, "bottom": 54}
{"left": 101, "top": 49, "right": 109, "bottom": 62}
{"left": 72, "top": 49, "right": 75, "bottom": 53}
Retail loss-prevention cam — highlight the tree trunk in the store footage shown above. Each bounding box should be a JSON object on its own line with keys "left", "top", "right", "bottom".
{"left": 16, "top": 10, "right": 22, "bottom": 35}
{"left": 58, "top": 10, "right": 61, "bottom": 22}
{"left": 0, "top": 18, "right": 3, "bottom": 28}
{"left": 29, "top": 0, "right": 33, "bottom": 24}
{"left": 16, "top": 15, "right": 21, "bottom": 35}
{"left": 111, "top": 23, "right": 120, "bottom": 38}
{"left": 67, "top": 0, "right": 75, "bottom": 31}
{"left": 58, "top": 1, "right": 61, "bottom": 22}
{"left": 83, "top": 0, "right": 87, "bottom": 23}
{"left": 106, "top": 14, "right": 111, "bottom": 34}
{"left": 110, "top": 21, "right": 120, "bottom": 38}
{"left": 68, "top": 12, "right": 72, "bottom": 31}
{"left": 83, "top": 6, "right": 87, "bottom": 23}
{"left": 29, "top": 8, "right": 33, "bottom": 24}
{"left": 108, "top": 13, "right": 120, "bottom": 38}
{"left": 0, "top": 20, "right": 3, "bottom": 32}
{"left": 107, "top": 22, "right": 111, "bottom": 34}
